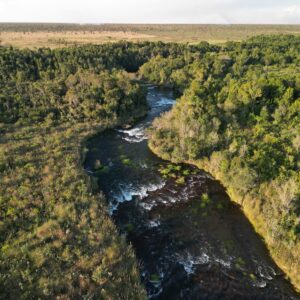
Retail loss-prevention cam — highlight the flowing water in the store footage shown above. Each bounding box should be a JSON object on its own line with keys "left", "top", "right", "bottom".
{"left": 84, "top": 85, "right": 299, "bottom": 299}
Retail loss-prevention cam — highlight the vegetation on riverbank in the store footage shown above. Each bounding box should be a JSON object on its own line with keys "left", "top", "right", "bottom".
{"left": 0, "top": 121, "right": 149, "bottom": 299}
{"left": 0, "top": 42, "right": 154, "bottom": 298}
{"left": 1, "top": 40, "right": 220, "bottom": 298}
{"left": 146, "top": 35, "right": 300, "bottom": 290}
{"left": 1, "top": 35, "right": 300, "bottom": 296}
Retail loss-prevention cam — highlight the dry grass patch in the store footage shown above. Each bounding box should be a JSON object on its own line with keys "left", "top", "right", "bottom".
{"left": 1, "top": 24, "right": 300, "bottom": 48}
{"left": 0, "top": 30, "right": 155, "bottom": 48}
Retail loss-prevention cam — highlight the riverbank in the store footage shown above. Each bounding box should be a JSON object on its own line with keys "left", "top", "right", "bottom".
{"left": 148, "top": 141, "right": 300, "bottom": 293}
{"left": 0, "top": 107, "right": 147, "bottom": 298}
{"left": 190, "top": 157, "right": 300, "bottom": 293}
{"left": 83, "top": 84, "right": 298, "bottom": 298}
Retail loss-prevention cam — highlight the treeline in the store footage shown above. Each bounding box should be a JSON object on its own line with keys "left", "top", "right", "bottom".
{"left": 0, "top": 23, "right": 104, "bottom": 32}
{"left": 0, "top": 41, "right": 194, "bottom": 81}
{"left": 145, "top": 35, "right": 300, "bottom": 289}
{"left": 1, "top": 70, "right": 147, "bottom": 124}
{"left": 0, "top": 42, "right": 194, "bottom": 124}
{"left": 0, "top": 41, "right": 220, "bottom": 125}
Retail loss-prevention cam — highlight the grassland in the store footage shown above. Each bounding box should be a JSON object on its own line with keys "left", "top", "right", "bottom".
{"left": 1, "top": 23, "right": 300, "bottom": 48}
{"left": 0, "top": 119, "right": 147, "bottom": 299}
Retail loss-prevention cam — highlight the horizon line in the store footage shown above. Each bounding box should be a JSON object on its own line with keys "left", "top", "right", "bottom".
{"left": 0, "top": 22, "right": 300, "bottom": 26}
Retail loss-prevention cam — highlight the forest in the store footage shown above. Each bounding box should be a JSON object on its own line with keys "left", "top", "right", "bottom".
{"left": 144, "top": 35, "right": 300, "bottom": 290}
{"left": 0, "top": 35, "right": 300, "bottom": 297}
{"left": 0, "top": 40, "right": 208, "bottom": 298}
{"left": 0, "top": 42, "right": 154, "bottom": 299}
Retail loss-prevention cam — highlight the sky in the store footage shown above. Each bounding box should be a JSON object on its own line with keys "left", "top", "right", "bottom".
{"left": 0, "top": 0, "right": 299, "bottom": 24}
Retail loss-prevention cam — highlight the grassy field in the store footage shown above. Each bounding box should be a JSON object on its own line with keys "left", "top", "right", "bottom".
{"left": 0, "top": 119, "right": 147, "bottom": 299}
{"left": 1, "top": 23, "right": 300, "bottom": 48}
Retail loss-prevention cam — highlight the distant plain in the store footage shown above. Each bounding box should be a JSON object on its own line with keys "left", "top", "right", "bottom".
{"left": 1, "top": 23, "right": 300, "bottom": 48}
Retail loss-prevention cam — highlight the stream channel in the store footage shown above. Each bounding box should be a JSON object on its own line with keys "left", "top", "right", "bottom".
{"left": 84, "top": 85, "right": 299, "bottom": 299}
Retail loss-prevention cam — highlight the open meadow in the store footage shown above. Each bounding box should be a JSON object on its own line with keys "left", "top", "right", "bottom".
{"left": 1, "top": 23, "right": 300, "bottom": 48}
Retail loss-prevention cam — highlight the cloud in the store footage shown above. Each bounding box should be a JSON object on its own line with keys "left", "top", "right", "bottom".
{"left": 284, "top": 5, "right": 300, "bottom": 16}
{"left": 282, "top": 5, "right": 300, "bottom": 23}
{"left": 0, "top": 0, "right": 299, "bottom": 24}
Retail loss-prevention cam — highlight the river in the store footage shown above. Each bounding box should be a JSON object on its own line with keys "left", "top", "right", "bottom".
{"left": 84, "top": 85, "right": 299, "bottom": 299}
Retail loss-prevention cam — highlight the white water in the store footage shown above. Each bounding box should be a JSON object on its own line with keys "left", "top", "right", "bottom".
{"left": 153, "top": 97, "right": 176, "bottom": 107}
{"left": 117, "top": 125, "right": 147, "bottom": 143}
{"left": 108, "top": 180, "right": 166, "bottom": 215}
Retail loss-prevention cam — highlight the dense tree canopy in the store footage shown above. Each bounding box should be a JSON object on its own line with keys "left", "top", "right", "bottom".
{"left": 146, "top": 35, "right": 300, "bottom": 289}
{"left": 0, "top": 41, "right": 213, "bottom": 124}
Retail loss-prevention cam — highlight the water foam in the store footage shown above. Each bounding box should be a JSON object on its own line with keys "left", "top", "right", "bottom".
{"left": 148, "top": 220, "right": 161, "bottom": 228}
{"left": 153, "top": 97, "right": 176, "bottom": 107}
{"left": 109, "top": 181, "right": 166, "bottom": 214}
{"left": 117, "top": 125, "right": 147, "bottom": 143}
{"left": 177, "top": 251, "right": 210, "bottom": 275}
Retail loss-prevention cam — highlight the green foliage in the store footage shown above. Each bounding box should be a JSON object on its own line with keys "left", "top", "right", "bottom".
{"left": 148, "top": 35, "right": 300, "bottom": 290}
{"left": 0, "top": 43, "right": 152, "bottom": 299}
{"left": 0, "top": 124, "right": 147, "bottom": 300}
{"left": 0, "top": 68, "right": 147, "bottom": 124}
{"left": 1, "top": 35, "right": 300, "bottom": 295}
{"left": 0, "top": 41, "right": 198, "bottom": 124}
{"left": 158, "top": 163, "right": 193, "bottom": 185}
